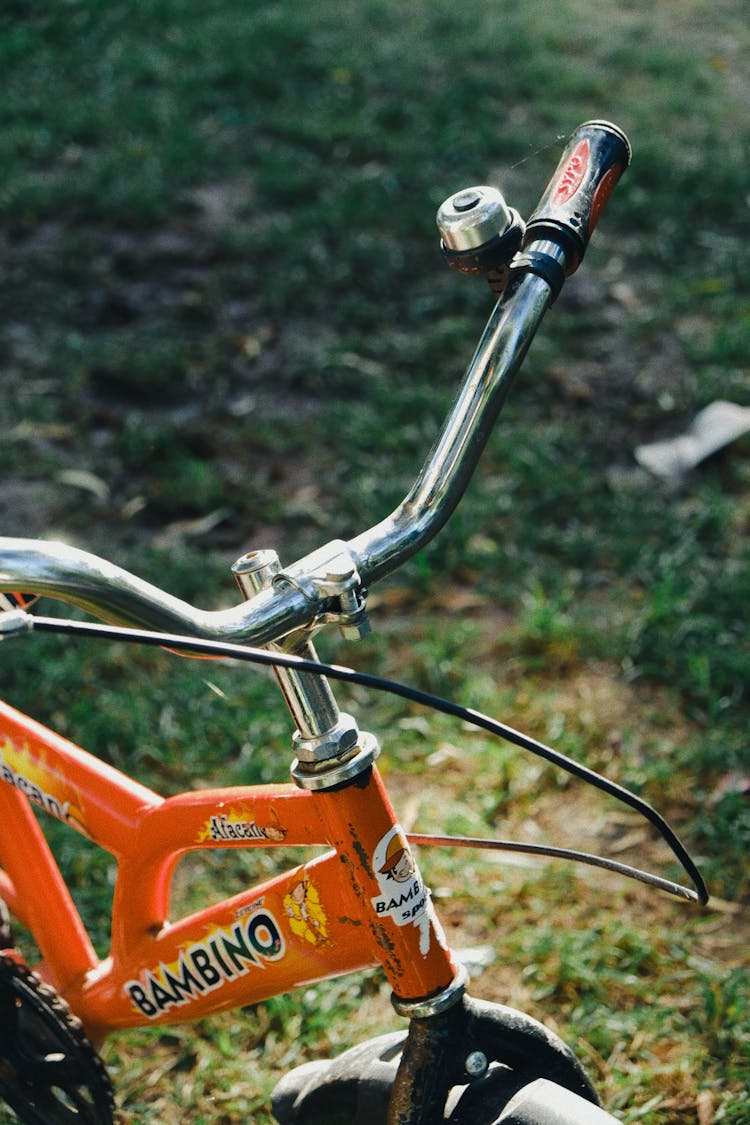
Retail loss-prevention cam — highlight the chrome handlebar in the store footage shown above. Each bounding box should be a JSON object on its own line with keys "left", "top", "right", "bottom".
{"left": 0, "top": 266, "right": 555, "bottom": 645}
{"left": 348, "top": 269, "right": 555, "bottom": 582}
{"left": 0, "top": 121, "right": 631, "bottom": 647}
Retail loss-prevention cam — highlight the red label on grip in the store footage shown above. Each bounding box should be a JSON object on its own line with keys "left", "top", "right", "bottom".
{"left": 551, "top": 138, "right": 590, "bottom": 205}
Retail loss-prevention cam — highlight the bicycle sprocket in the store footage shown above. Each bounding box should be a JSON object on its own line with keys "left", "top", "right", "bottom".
{"left": 0, "top": 952, "right": 115, "bottom": 1125}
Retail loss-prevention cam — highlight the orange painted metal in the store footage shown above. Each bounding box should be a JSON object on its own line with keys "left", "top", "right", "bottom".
{"left": 0, "top": 698, "right": 459, "bottom": 1038}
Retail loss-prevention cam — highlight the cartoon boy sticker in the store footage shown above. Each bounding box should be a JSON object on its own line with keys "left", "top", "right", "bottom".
{"left": 378, "top": 832, "right": 415, "bottom": 883}
{"left": 371, "top": 826, "right": 450, "bottom": 958}
{"left": 371, "top": 826, "right": 427, "bottom": 934}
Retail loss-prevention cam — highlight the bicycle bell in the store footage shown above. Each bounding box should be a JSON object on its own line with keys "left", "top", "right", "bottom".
{"left": 437, "top": 185, "right": 525, "bottom": 296}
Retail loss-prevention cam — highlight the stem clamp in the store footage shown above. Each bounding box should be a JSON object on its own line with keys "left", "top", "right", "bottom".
{"left": 272, "top": 541, "right": 371, "bottom": 642}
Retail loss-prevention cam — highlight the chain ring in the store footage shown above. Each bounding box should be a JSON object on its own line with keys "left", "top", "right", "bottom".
{"left": 0, "top": 951, "right": 115, "bottom": 1125}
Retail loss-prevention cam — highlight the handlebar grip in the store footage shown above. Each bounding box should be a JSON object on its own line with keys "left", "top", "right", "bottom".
{"left": 523, "top": 120, "right": 631, "bottom": 275}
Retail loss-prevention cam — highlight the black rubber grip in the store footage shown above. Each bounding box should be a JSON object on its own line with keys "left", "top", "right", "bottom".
{"left": 523, "top": 121, "right": 631, "bottom": 275}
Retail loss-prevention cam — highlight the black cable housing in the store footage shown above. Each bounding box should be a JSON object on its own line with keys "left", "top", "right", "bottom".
{"left": 27, "top": 614, "right": 708, "bottom": 905}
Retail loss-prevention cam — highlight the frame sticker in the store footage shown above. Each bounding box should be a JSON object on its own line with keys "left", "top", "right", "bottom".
{"left": 196, "top": 804, "right": 287, "bottom": 845}
{"left": 370, "top": 826, "right": 431, "bottom": 953}
{"left": 126, "top": 908, "right": 285, "bottom": 1019}
{"left": 283, "top": 874, "right": 330, "bottom": 947}
{"left": 0, "top": 738, "right": 86, "bottom": 831}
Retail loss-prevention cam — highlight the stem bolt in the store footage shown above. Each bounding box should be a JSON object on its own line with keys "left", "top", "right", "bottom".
{"left": 464, "top": 1050, "right": 489, "bottom": 1078}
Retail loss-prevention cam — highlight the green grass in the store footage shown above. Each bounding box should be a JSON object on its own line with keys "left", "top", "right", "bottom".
{"left": 1, "top": 0, "right": 749, "bottom": 1121}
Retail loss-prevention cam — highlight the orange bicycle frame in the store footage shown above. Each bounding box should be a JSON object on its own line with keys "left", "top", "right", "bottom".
{"left": 0, "top": 698, "right": 459, "bottom": 1042}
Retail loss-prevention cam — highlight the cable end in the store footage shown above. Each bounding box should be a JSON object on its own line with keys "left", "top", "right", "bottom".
{"left": 0, "top": 610, "right": 34, "bottom": 640}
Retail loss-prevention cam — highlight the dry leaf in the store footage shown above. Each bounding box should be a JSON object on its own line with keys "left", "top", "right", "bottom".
{"left": 697, "top": 1089, "right": 714, "bottom": 1125}
{"left": 57, "top": 469, "right": 110, "bottom": 501}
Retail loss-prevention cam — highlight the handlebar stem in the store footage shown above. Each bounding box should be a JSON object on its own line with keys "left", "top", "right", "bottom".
{"left": 233, "top": 550, "right": 362, "bottom": 768}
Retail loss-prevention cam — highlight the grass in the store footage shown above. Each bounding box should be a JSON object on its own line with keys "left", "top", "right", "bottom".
{"left": 1, "top": 0, "right": 749, "bottom": 1121}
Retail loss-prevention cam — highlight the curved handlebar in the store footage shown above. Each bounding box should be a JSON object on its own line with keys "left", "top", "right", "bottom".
{"left": 0, "top": 123, "right": 630, "bottom": 646}
{"left": 0, "top": 537, "right": 317, "bottom": 645}
{"left": 0, "top": 271, "right": 554, "bottom": 643}
{"left": 349, "top": 270, "right": 553, "bottom": 582}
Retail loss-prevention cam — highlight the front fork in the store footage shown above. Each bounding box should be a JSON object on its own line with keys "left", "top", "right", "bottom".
{"left": 387, "top": 995, "right": 600, "bottom": 1125}
{"left": 272, "top": 994, "right": 607, "bottom": 1125}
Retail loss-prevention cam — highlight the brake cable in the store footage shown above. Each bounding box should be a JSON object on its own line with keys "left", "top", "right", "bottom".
{"left": 18, "top": 614, "right": 708, "bottom": 905}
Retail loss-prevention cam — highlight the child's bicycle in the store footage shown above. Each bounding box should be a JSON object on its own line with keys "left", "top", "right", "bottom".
{"left": 0, "top": 122, "right": 707, "bottom": 1125}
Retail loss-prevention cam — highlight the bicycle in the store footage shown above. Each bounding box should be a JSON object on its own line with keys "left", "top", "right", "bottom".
{"left": 0, "top": 121, "right": 708, "bottom": 1125}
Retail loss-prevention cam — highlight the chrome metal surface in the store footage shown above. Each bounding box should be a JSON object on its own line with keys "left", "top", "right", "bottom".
{"left": 391, "top": 963, "right": 468, "bottom": 1019}
{"left": 0, "top": 610, "right": 33, "bottom": 639}
{"left": 523, "top": 238, "right": 570, "bottom": 267}
{"left": 277, "top": 542, "right": 371, "bottom": 640}
{"left": 0, "top": 269, "right": 556, "bottom": 645}
{"left": 290, "top": 731, "right": 380, "bottom": 790}
{"left": 464, "top": 1050, "right": 489, "bottom": 1078}
{"left": 232, "top": 549, "right": 282, "bottom": 593}
{"left": 292, "top": 711, "right": 360, "bottom": 763}
{"left": 437, "top": 185, "right": 513, "bottom": 251}
{"left": 234, "top": 547, "right": 350, "bottom": 759}
{"left": 348, "top": 271, "right": 554, "bottom": 584}
{"left": 0, "top": 537, "right": 313, "bottom": 644}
